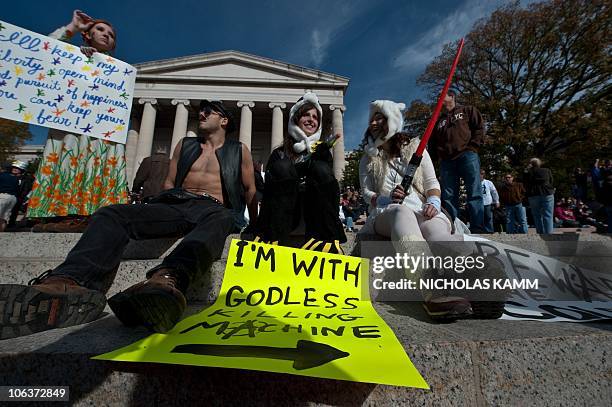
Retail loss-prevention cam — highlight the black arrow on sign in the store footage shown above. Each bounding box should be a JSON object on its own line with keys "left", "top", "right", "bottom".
{"left": 171, "top": 340, "right": 349, "bottom": 370}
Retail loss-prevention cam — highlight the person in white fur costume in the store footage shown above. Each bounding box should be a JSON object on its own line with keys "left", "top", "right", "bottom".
{"left": 359, "top": 100, "right": 473, "bottom": 320}
{"left": 253, "top": 92, "right": 346, "bottom": 253}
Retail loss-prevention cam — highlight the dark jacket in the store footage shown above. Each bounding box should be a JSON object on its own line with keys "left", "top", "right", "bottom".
{"left": 499, "top": 181, "right": 526, "bottom": 206}
{"left": 133, "top": 153, "right": 170, "bottom": 198}
{"left": 0, "top": 172, "right": 19, "bottom": 196}
{"left": 254, "top": 171, "right": 264, "bottom": 202}
{"left": 430, "top": 105, "right": 485, "bottom": 161}
{"left": 602, "top": 167, "right": 612, "bottom": 206}
{"left": 524, "top": 167, "right": 554, "bottom": 197}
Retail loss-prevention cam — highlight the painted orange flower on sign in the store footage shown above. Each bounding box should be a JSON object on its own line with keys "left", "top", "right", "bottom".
{"left": 28, "top": 196, "right": 41, "bottom": 209}
{"left": 27, "top": 134, "right": 130, "bottom": 218}
{"left": 46, "top": 152, "right": 59, "bottom": 163}
{"left": 58, "top": 205, "right": 68, "bottom": 216}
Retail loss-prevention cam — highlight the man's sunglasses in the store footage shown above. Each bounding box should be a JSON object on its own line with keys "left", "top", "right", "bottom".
{"left": 200, "top": 106, "right": 226, "bottom": 118}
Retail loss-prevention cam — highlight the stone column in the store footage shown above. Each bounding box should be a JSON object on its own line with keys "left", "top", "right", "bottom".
{"left": 170, "top": 99, "right": 190, "bottom": 157}
{"left": 269, "top": 102, "right": 286, "bottom": 151}
{"left": 135, "top": 98, "right": 157, "bottom": 167}
{"left": 125, "top": 115, "right": 140, "bottom": 188}
{"left": 330, "top": 105, "right": 346, "bottom": 181}
{"left": 237, "top": 101, "right": 255, "bottom": 150}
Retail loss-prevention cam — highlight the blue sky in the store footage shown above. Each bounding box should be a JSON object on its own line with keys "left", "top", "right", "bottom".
{"left": 4, "top": 0, "right": 530, "bottom": 150}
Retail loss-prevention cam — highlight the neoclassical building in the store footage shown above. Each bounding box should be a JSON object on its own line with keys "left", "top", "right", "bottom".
{"left": 125, "top": 50, "right": 350, "bottom": 186}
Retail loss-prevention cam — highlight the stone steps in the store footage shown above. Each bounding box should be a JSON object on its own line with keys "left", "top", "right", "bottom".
{"left": 0, "top": 302, "right": 610, "bottom": 406}
{"left": 0, "top": 232, "right": 610, "bottom": 405}
{"left": 0, "top": 233, "right": 357, "bottom": 305}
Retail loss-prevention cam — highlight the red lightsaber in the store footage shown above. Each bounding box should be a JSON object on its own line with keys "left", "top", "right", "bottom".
{"left": 400, "top": 38, "right": 465, "bottom": 192}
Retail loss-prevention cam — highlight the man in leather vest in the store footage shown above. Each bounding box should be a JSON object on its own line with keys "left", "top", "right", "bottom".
{"left": 0, "top": 100, "right": 258, "bottom": 339}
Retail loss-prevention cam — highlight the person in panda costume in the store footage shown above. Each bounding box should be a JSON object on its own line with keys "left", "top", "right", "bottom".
{"left": 253, "top": 92, "right": 346, "bottom": 253}
{"left": 359, "top": 100, "right": 476, "bottom": 320}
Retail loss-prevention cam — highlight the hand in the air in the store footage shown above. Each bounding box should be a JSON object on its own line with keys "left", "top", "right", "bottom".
{"left": 69, "top": 10, "right": 94, "bottom": 33}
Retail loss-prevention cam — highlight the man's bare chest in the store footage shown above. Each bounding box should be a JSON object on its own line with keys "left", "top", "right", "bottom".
{"left": 190, "top": 148, "right": 220, "bottom": 174}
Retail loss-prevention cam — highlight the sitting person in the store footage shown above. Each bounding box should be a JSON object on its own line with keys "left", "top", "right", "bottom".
{"left": 0, "top": 161, "right": 27, "bottom": 232}
{"left": 359, "top": 100, "right": 478, "bottom": 321}
{"left": 0, "top": 100, "right": 257, "bottom": 340}
{"left": 253, "top": 92, "right": 346, "bottom": 252}
{"left": 341, "top": 193, "right": 354, "bottom": 232}
{"left": 554, "top": 200, "right": 580, "bottom": 228}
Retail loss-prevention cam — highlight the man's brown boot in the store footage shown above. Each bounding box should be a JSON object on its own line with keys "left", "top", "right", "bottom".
{"left": 0, "top": 271, "right": 107, "bottom": 340}
{"left": 108, "top": 268, "right": 187, "bottom": 333}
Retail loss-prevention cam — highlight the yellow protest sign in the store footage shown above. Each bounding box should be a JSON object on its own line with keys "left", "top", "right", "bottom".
{"left": 94, "top": 240, "right": 428, "bottom": 388}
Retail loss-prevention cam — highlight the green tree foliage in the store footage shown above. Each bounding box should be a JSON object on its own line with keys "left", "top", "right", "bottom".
{"left": 0, "top": 119, "right": 33, "bottom": 165}
{"left": 417, "top": 0, "right": 611, "bottom": 188}
{"left": 403, "top": 99, "right": 432, "bottom": 139}
{"left": 342, "top": 149, "right": 364, "bottom": 190}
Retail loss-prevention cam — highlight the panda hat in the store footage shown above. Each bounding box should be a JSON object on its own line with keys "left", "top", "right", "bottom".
{"left": 288, "top": 92, "right": 323, "bottom": 153}
{"left": 364, "top": 100, "right": 406, "bottom": 157}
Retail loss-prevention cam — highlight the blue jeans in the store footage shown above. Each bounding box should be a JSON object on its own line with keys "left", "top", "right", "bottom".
{"left": 505, "top": 203, "right": 528, "bottom": 234}
{"left": 345, "top": 216, "right": 354, "bottom": 230}
{"left": 440, "top": 151, "right": 484, "bottom": 233}
{"left": 483, "top": 204, "right": 494, "bottom": 233}
{"left": 528, "top": 194, "right": 554, "bottom": 234}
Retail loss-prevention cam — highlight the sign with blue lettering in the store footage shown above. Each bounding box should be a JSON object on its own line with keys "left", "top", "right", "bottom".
{"left": 0, "top": 20, "right": 136, "bottom": 144}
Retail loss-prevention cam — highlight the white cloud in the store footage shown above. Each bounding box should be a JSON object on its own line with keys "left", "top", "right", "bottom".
{"left": 311, "top": 28, "right": 331, "bottom": 67}
{"left": 300, "top": 0, "right": 373, "bottom": 68}
{"left": 392, "top": 0, "right": 507, "bottom": 71}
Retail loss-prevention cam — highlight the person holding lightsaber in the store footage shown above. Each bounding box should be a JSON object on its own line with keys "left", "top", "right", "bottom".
{"left": 358, "top": 100, "right": 472, "bottom": 320}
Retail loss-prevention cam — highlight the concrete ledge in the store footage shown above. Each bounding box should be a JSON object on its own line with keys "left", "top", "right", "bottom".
{"left": 0, "top": 302, "right": 610, "bottom": 406}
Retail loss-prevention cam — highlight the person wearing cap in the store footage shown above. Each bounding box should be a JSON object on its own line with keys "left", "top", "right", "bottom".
{"left": 0, "top": 161, "right": 27, "bottom": 232}
{"left": 28, "top": 10, "right": 127, "bottom": 232}
{"left": 429, "top": 90, "right": 485, "bottom": 233}
{"left": 0, "top": 100, "right": 258, "bottom": 340}
{"left": 359, "top": 100, "right": 475, "bottom": 321}
{"left": 253, "top": 92, "right": 346, "bottom": 253}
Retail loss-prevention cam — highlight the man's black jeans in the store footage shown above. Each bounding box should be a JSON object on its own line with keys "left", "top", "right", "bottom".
{"left": 51, "top": 198, "right": 235, "bottom": 293}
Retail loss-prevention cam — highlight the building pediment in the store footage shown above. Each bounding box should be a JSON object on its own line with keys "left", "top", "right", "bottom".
{"left": 134, "top": 50, "right": 349, "bottom": 87}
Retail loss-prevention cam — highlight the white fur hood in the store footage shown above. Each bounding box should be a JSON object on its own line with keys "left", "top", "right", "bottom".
{"left": 288, "top": 92, "right": 323, "bottom": 153}
{"left": 364, "top": 99, "right": 406, "bottom": 157}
